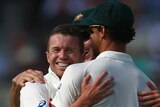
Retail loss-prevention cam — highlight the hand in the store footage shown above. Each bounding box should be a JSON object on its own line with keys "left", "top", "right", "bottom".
{"left": 138, "top": 81, "right": 160, "bottom": 107}
{"left": 12, "top": 69, "right": 45, "bottom": 88}
{"left": 10, "top": 69, "right": 44, "bottom": 107}
{"left": 79, "top": 71, "right": 114, "bottom": 107}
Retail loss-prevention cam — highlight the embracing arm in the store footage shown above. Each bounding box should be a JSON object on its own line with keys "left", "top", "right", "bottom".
{"left": 10, "top": 69, "right": 44, "bottom": 107}
{"left": 52, "top": 72, "right": 114, "bottom": 107}
{"left": 138, "top": 81, "right": 160, "bottom": 107}
{"left": 10, "top": 79, "right": 21, "bottom": 107}
{"left": 20, "top": 82, "right": 49, "bottom": 107}
{"left": 70, "top": 71, "right": 114, "bottom": 107}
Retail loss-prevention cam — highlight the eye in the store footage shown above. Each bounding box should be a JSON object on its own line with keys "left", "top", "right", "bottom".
{"left": 52, "top": 48, "right": 60, "bottom": 53}
{"left": 67, "top": 48, "right": 73, "bottom": 53}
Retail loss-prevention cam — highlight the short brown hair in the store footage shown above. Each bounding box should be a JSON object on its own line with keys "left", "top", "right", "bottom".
{"left": 47, "top": 24, "right": 84, "bottom": 53}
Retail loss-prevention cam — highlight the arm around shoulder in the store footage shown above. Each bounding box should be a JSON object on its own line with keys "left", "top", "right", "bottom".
{"left": 20, "top": 82, "right": 49, "bottom": 107}
{"left": 10, "top": 80, "right": 21, "bottom": 107}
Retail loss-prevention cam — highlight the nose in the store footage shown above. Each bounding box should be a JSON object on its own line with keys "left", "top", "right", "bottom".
{"left": 59, "top": 50, "right": 68, "bottom": 60}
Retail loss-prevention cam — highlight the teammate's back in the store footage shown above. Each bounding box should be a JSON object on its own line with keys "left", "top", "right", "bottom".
{"left": 85, "top": 51, "right": 153, "bottom": 107}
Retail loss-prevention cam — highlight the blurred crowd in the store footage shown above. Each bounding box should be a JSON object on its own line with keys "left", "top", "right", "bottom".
{"left": 0, "top": 0, "right": 160, "bottom": 106}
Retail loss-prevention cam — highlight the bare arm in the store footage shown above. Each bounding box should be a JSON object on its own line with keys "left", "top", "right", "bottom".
{"left": 10, "top": 79, "right": 21, "bottom": 107}
{"left": 138, "top": 81, "right": 160, "bottom": 107}
{"left": 70, "top": 72, "right": 114, "bottom": 107}
{"left": 10, "top": 69, "right": 44, "bottom": 107}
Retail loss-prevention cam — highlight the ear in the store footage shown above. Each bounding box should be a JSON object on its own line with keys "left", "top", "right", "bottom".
{"left": 99, "top": 26, "right": 106, "bottom": 39}
{"left": 46, "top": 51, "right": 50, "bottom": 64}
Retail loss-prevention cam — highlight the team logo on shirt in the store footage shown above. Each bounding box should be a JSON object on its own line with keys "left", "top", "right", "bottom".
{"left": 38, "top": 100, "right": 46, "bottom": 107}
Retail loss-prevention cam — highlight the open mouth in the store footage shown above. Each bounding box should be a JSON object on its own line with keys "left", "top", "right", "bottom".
{"left": 84, "top": 49, "right": 90, "bottom": 56}
{"left": 56, "top": 63, "right": 70, "bottom": 69}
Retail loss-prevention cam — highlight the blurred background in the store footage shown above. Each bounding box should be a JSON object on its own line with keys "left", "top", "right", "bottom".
{"left": 0, "top": 0, "right": 160, "bottom": 106}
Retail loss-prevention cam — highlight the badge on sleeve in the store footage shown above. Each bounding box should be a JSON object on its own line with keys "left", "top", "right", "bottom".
{"left": 38, "top": 100, "right": 46, "bottom": 107}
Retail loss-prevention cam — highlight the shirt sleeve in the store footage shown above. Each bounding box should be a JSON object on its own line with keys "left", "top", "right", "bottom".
{"left": 20, "top": 82, "right": 50, "bottom": 107}
{"left": 51, "top": 64, "right": 83, "bottom": 107}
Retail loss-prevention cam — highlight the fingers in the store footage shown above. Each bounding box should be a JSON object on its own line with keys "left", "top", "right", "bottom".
{"left": 94, "top": 72, "right": 108, "bottom": 86}
{"left": 138, "top": 81, "right": 160, "bottom": 106}
{"left": 138, "top": 91, "right": 158, "bottom": 101}
{"left": 19, "top": 79, "right": 27, "bottom": 87}
{"left": 139, "top": 97, "right": 160, "bottom": 106}
{"left": 101, "top": 88, "right": 114, "bottom": 98}
{"left": 84, "top": 74, "right": 91, "bottom": 84}
{"left": 97, "top": 76, "right": 114, "bottom": 90}
{"left": 82, "top": 74, "right": 91, "bottom": 87}
{"left": 83, "top": 71, "right": 114, "bottom": 92}
{"left": 152, "top": 103, "right": 160, "bottom": 107}
{"left": 82, "top": 71, "right": 108, "bottom": 89}
{"left": 138, "top": 90, "right": 158, "bottom": 96}
{"left": 138, "top": 90, "right": 160, "bottom": 106}
{"left": 12, "top": 69, "right": 45, "bottom": 88}
{"left": 23, "top": 69, "right": 45, "bottom": 83}
{"left": 80, "top": 71, "right": 114, "bottom": 106}
{"left": 98, "top": 77, "right": 114, "bottom": 98}
{"left": 91, "top": 71, "right": 114, "bottom": 98}
{"left": 147, "top": 81, "right": 156, "bottom": 90}
{"left": 138, "top": 90, "right": 158, "bottom": 101}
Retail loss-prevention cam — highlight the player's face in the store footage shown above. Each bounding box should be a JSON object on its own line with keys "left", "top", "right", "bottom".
{"left": 89, "top": 27, "right": 101, "bottom": 55}
{"left": 83, "top": 39, "right": 96, "bottom": 61}
{"left": 46, "top": 34, "right": 84, "bottom": 78}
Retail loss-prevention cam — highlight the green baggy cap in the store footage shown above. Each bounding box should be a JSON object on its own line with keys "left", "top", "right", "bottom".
{"left": 73, "top": 1, "right": 134, "bottom": 30}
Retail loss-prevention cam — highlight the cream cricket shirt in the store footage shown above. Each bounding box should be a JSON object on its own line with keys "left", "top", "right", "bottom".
{"left": 20, "top": 67, "right": 60, "bottom": 107}
{"left": 52, "top": 51, "right": 155, "bottom": 107}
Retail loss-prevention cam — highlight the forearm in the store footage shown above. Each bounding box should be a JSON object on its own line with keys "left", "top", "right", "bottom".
{"left": 10, "top": 83, "right": 21, "bottom": 107}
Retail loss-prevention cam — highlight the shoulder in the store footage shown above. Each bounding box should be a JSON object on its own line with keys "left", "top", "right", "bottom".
{"left": 66, "top": 61, "right": 92, "bottom": 71}
{"left": 61, "top": 61, "right": 93, "bottom": 83}
{"left": 20, "top": 82, "right": 48, "bottom": 94}
{"left": 63, "top": 61, "right": 92, "bottom": 77}
{"left": 20, "top": 82, "right": 49, "bottom": 107}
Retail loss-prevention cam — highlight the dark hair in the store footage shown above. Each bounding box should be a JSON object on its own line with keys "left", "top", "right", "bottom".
{"left": 47, "top": 24, "right": 84, "bottom": 53}
{"left": 106, "top": 28, "right": 135, "bottom": 44}
{"left": 89, "top": 25, "right": 135, "bottom": 44}
{"left": 91, "top": 26, "right": 135, "bottom": 44}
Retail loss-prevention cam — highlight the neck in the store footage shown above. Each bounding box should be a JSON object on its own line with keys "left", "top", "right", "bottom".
{"left": 99, "top": 41, "right": 126, "bottom": 53}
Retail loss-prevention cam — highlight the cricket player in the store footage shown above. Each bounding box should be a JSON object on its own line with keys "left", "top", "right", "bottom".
{"left": 51, "top": 1, "right": 156, "bottom": 107}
